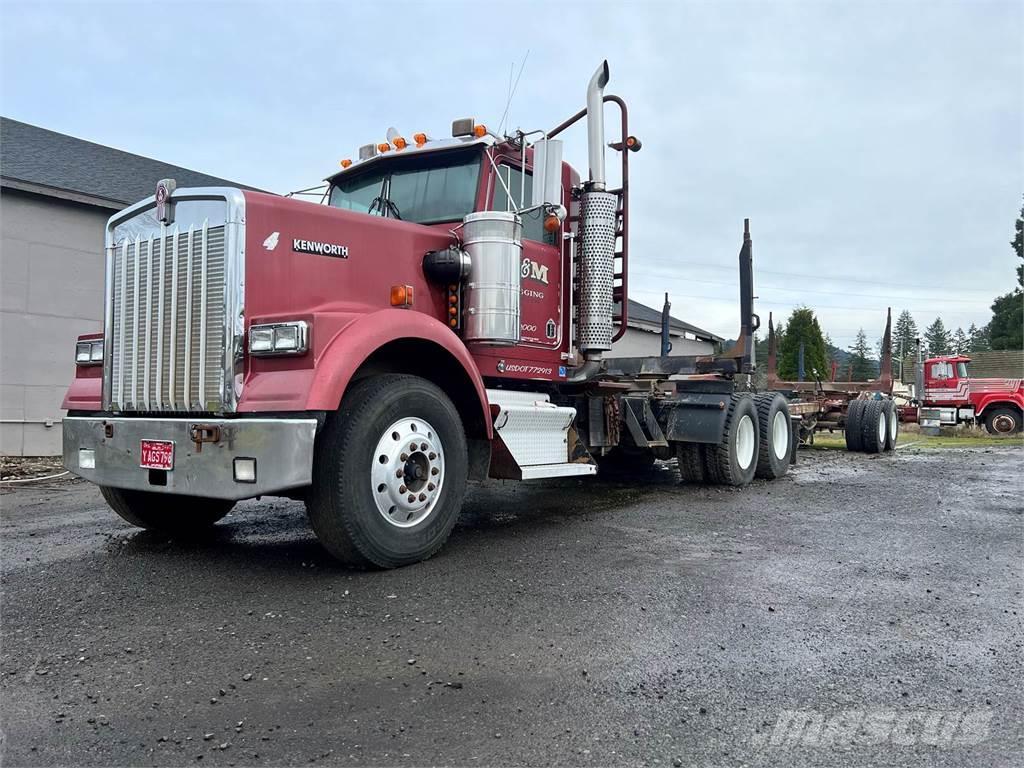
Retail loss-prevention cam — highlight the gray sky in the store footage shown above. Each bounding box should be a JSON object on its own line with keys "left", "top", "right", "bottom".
{"left": 2, "top": 0, "right": 1021, "bottom": 347}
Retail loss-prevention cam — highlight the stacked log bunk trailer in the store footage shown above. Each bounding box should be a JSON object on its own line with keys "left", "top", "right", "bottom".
{"left": 61, "top": 61, "right": 795, "bottom": 569}
{"left": 766, "top": 309, "right": 899, "bottom": 453}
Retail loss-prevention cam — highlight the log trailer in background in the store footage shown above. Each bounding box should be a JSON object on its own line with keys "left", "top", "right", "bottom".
{"left": 65, "top": 61, "right": 837, "bottom": 568}
{"left": 766, "top": 310, "right": 900, "bottom": 454}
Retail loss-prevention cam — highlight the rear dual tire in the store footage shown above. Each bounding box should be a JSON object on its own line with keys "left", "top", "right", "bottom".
{"left": 845, "top": 398, "right": 896, "bottom": 453}
{"left": 702, "top": 395, "right": 760, "bottom": 487}
{"left": 754, "top": 393, "right": 791, "bottom": 479}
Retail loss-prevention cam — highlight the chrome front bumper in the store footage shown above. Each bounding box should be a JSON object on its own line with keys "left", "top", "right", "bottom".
{"left": 63, "top": 416, "right": 317, "bottom": 500}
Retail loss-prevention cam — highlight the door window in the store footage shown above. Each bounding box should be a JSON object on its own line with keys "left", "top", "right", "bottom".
{"left": 491, "top": 164, "right": 554, "bottom": 244}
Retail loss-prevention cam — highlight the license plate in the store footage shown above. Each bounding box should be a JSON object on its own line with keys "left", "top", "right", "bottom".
{"left": 140, "top": 440, "right": 175, "bottom": 470}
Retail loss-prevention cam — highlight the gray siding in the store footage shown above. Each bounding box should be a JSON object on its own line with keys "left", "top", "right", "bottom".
{"left": 610, "top": 327, "right": 715, "bottom": 358}
{"left": 1, "top": 189, "right": 106, "bottom": 455}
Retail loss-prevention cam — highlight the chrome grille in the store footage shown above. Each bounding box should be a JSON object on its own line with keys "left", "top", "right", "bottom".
{"left": 103, "top": 189, "right": 245, "bottom": 413}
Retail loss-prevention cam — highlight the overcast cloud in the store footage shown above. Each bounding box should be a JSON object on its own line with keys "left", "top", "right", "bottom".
{"left": 2, "top": 0, "right": 1021, "bottom": 347}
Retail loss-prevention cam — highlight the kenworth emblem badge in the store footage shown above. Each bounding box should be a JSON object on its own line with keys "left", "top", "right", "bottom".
{"left": 155, "top": 178, "right": 176, "bottom": 224}
{"left": 292, "top": 238, "right": 349, "bottom": 258}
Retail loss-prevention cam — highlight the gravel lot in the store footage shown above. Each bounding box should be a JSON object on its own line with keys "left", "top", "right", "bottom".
{"left": 1, "top": 446, "right": 1021, "bottom": 767}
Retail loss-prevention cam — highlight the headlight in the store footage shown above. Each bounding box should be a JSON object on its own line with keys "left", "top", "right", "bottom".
{"left": 75, "top": 339, "right": 104, "bottom": 366}
{"left": 248, "top": 321, "right": 309, "bottom": 356}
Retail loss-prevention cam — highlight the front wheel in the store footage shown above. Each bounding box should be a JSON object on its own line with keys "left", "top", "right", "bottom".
{"left": 100, "top": 487, "right": 234, "bottom": 535}
{"left": 984, "top": 407, "right": 1022, "bottom": 435}
{"left": 306, "top": 374, "right": 468, "bottom": 568}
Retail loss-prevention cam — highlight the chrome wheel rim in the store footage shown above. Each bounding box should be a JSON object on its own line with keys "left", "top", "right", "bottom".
{"left": 737, "top": 414, "right": 755, "bottom": 470}
{"left": 877, "top": 409, "right": 886, "bottom": 446}
{"left": 772, "top": 410, "right": 790, "bottom": 461}
{"left": 992, "top": 414, "right": 1015, "bottom": 434}
{"left": 371, "top": 417, "right": 444, "bottom": 528}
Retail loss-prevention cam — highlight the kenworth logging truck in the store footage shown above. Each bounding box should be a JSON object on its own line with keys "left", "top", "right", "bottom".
{"left": 63, "top": 62, "right": 798, "bottom": 568}
{"left": 915, "top": 355, "right": 1023, "bottom": 434}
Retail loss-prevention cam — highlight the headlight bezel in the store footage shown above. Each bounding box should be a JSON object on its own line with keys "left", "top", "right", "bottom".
{"left": 247, "top": 321, "right": 310, "bottom": 357}
{"left": 75, "top": 339, "right": 104, "bottom": 366}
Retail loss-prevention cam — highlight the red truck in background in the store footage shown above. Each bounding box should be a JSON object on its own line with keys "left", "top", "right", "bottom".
{"left": 62, "top": 61, "right": 801, "bottom": 569}
{"left": 916, "top": 355, "right": 1023, "bottom": 434}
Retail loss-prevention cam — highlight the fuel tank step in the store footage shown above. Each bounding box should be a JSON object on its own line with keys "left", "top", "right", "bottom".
{"left": 486, "top": 389, "right": 596, "bottom": 480}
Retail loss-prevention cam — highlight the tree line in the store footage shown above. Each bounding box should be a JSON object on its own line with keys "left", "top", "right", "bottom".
{"left": 760, "top": 198, "right": 1023, "bottom": 381}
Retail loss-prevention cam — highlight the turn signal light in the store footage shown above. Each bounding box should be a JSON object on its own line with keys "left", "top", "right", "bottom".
{"left": 390, "top": 284, "right": 414, "bottom": 307}
{"left": 413, "top": 132, "right": 428, "bottom": 146}
{"left": 340, "top": 159, "right": 352, "bottom": 168}
{"left": 544, "top": 214, "right": 561, "bottom": 233}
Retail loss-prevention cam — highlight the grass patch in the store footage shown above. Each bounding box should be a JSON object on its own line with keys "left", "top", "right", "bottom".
{"left": 804, "top": 428, "right": 1023, "bottom": 451}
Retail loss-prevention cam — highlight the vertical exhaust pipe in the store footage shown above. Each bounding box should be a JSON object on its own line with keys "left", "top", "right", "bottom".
{"left": 586, "top": 60, "right": 610, "bottom": 190}
{"left": 572, "top": 60, "right": 616, "bottom": 378}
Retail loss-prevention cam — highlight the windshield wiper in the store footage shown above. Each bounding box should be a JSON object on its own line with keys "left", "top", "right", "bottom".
{"left": 367, "top": 176, "right": 401, "bottom": 220}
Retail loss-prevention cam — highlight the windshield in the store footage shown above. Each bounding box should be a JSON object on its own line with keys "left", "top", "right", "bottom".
{"left": 328, "top": 150, "right": 481, "bottom": 225}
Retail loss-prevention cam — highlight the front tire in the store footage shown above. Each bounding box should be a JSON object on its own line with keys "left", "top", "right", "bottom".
{"left": 100, "top": 487, "right": 234, "bottom": 535}
{"left": 984, "top": 407, "right": 1022, "bottom": 435}
{"left": 754, "top": 393, "right": 791, "bottom": 479}
{"left": 306, "top": 374, "right": 468, "bottom": 568}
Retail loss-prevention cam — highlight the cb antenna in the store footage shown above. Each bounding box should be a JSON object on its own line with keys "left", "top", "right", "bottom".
{"left": 497, "top": 49, "right": 530, "bottom": 136}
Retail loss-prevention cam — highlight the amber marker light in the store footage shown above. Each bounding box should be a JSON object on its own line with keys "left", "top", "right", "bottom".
{"left": 413, "top": 132, "right": 428, "bottom": 146}
{"left": 544, "top": 214, "right": 561, "bottom": 233}
{"left": 392, "top": 136, "right": 408, "bottom": 150}
{"left": 473, "top": 124, "right": 487, "bottom": 138}
{"left": 377, "top": 143, "right": 391, "bottom": 153}
{"left": 390, "top": 284, "right": 414, "bottom": 307}
{"left": 340, "top": 159, "right": 352, "bottom": 168}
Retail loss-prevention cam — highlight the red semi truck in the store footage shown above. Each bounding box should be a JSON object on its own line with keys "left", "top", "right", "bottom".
{"left": 63, "top": 62, "right": 799, "bottom": 568}
{"left": 916, "top": 355, "right": 1023, "bottom": 434}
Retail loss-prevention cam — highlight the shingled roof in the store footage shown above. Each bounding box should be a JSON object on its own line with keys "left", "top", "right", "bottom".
{"left": 625, "top": 298, "right": 722, "bottom": 342}
{"left": 0, "top": 117, "right": 255, "bottom": 209}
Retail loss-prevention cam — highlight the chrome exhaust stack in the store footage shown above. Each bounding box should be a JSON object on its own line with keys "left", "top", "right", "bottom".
{"left": 577, "top": 60, "right": 616, "bottom": 363}
{"left": 586, "top": 60, "right": 610, "bottom": 191}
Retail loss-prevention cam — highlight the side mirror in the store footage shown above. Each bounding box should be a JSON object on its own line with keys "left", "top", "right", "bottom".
{"left": 531, "top": 138, "right": 563, "bottom": 208}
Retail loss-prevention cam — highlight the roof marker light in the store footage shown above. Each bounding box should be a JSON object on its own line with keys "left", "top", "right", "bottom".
{"left": 340, "top": 159, "right": 352, "bottom": 168}
{"left": 413, "top": 132, "right": 428, "bottom": 146}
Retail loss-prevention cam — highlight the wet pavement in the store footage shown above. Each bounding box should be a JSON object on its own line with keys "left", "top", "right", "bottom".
{"left": 1, "top": 446, "right": 1022, "bottom": 767}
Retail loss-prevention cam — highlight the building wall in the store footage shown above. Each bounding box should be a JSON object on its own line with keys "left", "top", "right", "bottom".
{"left": 610, "top": 327, "right": 715, "bottom": 358}
{"left": 1, "top": 189, "right": 108, "bottom": 455}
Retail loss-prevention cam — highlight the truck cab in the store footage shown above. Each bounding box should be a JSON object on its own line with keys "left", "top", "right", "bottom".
{"left": 919, "top": 355, "right": 1023, "bottom": 434}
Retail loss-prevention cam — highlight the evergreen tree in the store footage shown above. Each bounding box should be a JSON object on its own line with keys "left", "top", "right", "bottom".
{"left": 776, "top": 307, "right": 828, "bottom": 380}
{"left": 924, "top": 317, "right": 951, "bottom": 356}
{"left": 968, "top": 322, "right": 990, "bottom": 352}
{"left": 848, "top": 328, "right": 874, "bottom": 380}
{"left": 893, "top": 310, "right": 918, "bottom": 360}
{"left": 951, "top": 327, "right": 968, "bottom": 355}
{"left": 988, "top": 199, "right": 1024, "bottom": 350}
